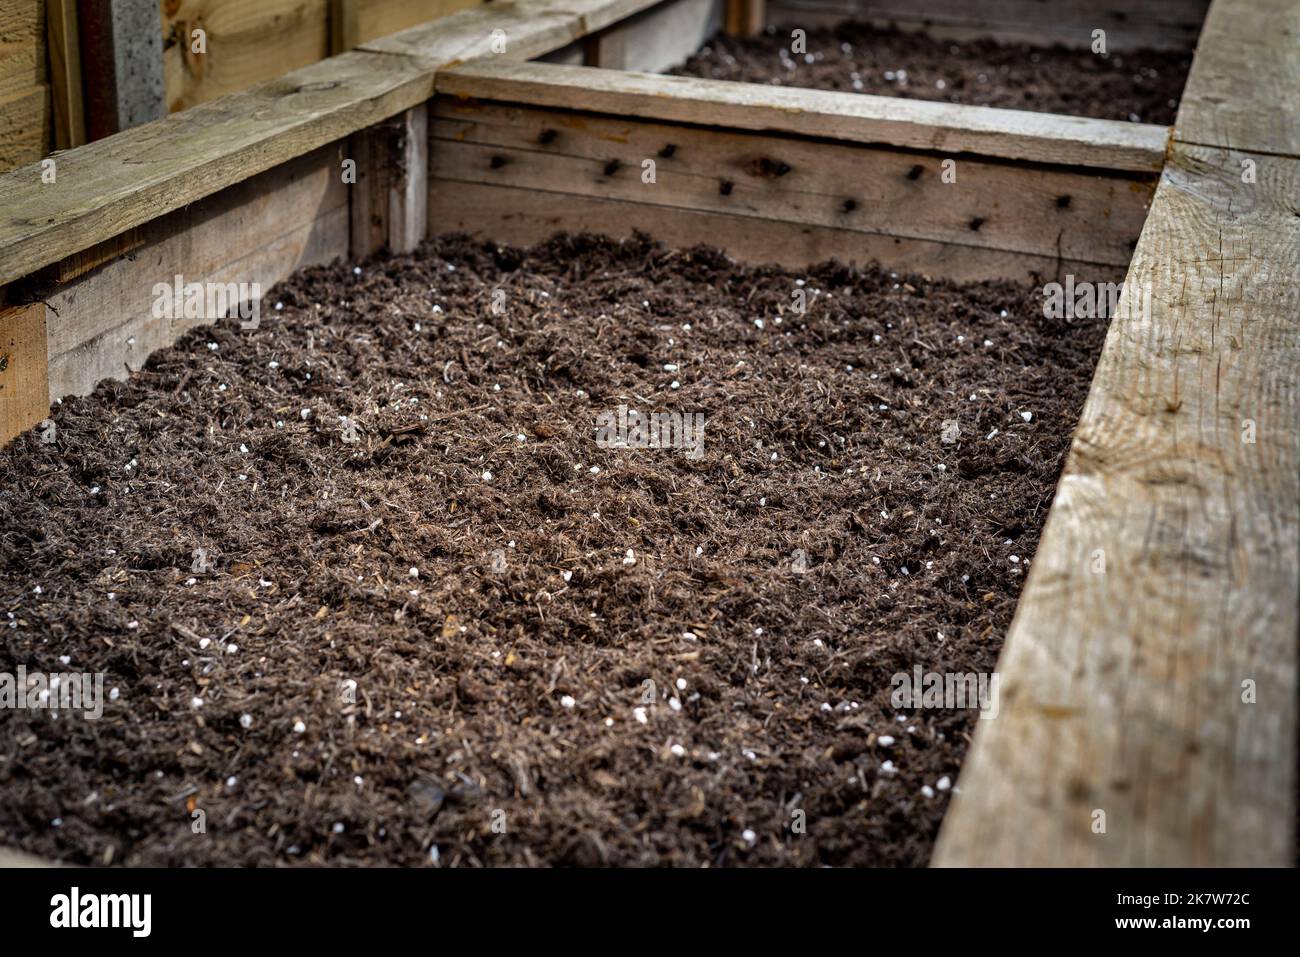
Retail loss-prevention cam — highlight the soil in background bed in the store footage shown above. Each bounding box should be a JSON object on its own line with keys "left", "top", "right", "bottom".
{"left": 672, "top": 22, "right": 1193, "bottom": 125}
{"left": 0, "top": 234, "right": 1106, "bottom": 866}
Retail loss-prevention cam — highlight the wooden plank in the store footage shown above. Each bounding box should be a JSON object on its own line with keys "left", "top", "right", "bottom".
{"left": 429, "top": 178, "right": 1119, "bottom": 283}
{"left": 163, "top": 0, "right": 331, "bottom": 113}
{"left": 1175, "top": 0, "right": 1300, "bottom": 158}
{"left": 331, "top": 0, "right": 483, "bottom": 54}
{"left": 349, "top": 110, "right": 385, "bottom": 257}
{"left": 933, "top": 146, "right": 1300, "bottom": 866}
{"left": 0, "top": 0, "right": 662, "bottom": 289}
{"left": 588, "top": 0, "right": 723, "bottom": 71}
{"left": 0, "top": 0, "right": 45, "bottom": 101}
{"left": 725, "top": 0, "right": 764, "bottom": 36}
{"left": 360, "top": 0, "right": 662, "bottom": 62}
{"left": 49, "top": 208, "right": 347, "bottom": 399}
{"left": 430, "top": 97, "right": 1153, "bottom": 267}
{"left": 350, "top": 103, "right": 428, "bottom": 257}
{"left": 436, "top": 60, "right": 1169, "bottom": 172}
{"left": 0, "top": 301, "right": 48, "bottom": 444}
{"left": 0, "top": 84, "right": 49, "bottom": 172}
{"left": 46, "top": 0, "right": 85, "bottom": 149}
{"left": 765, "top": 0, "right": 1210, "bottom": 51}
{"left": 40, "top": 228, "right": 146, "bottom": 284}
{"left": 44, "top": 144, "right": 348, "bottom": 399}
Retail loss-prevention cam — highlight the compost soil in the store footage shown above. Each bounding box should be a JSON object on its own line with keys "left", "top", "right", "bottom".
{"left": 0, "top": 233, "right": 1105, "bottom": 866}
{"left": 672, "top": 22, "right": 1193, "bottom": 125}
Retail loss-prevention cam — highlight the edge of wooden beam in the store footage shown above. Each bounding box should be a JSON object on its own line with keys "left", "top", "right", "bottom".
{"left": 358, "top": 0, "right": 664, "bottom": 62}
{"left": 349, "top": 104, "right": 428, "bottom": 257}
{"left": 435, "top": 60, "right": 1170, "bottom": 172}
{"left": 1174, "top": 0, "right": 1300, "bottom": 158}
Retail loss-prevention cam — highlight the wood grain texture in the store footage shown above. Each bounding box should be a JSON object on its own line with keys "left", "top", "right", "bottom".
{"left": 41, "top": 227, "right": 145, "bottom": 283}
{"left": 0, "top": 0, "right": 45, "bottom": 101}
{"left": 0, "top": 0, "right": 662, "bottom": 288}
{"left": 0, "top": 83, "right": 48, "bottom": 171}
{"left": 0, "top": 301, "right": 48, "bottom": 443}
{"left": 933, "top": 147, "right": 1300, "bottom": 866}
{"left": 331, "top": 0, "right": 483, "bottom": 54}
{"left": 1175, "top": 0, "right": 1300, "bottom": 158}
{"left": 162, "top": 0, "right": 331, "bottom": 113}
{"left": 359, "top": 0, "right": 663, "bottom": 62}
{"left": 431, "top": 97, "right": 1154, "bottom": 267}
{"left": 428, "top": 178, "right": 1121, "bottom": 283}
{"left": 45, "top": 144, "right": 347, "bottom": 398}
{"left": 0, "top": 0, "right": 49, "bottom": 165}
{"left": 934, "top": 0, "right": 1300, "bottom": 867}
{"left": 436, "top": 60, "right": 1169, "bottom": 172}
{"left": 0, "top": 49, "right": 432, "bottom": 289}
{"left": 766, "top": 0, "right": 1210, "bottom": 51}
{"left": 350, "top": 103, "right": 428, "bottom": 256}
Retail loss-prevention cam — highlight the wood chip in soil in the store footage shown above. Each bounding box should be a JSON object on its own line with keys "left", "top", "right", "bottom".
{"left": 0, "top": 233, "right": 1106, "bottom": 866}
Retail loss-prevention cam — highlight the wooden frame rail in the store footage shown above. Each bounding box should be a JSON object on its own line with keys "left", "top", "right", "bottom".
{"left": 933, "top": 0, "right": 1299, "bottom": 866}
{"left": 431, "top": 60, "right": 1162, "bottom": 280}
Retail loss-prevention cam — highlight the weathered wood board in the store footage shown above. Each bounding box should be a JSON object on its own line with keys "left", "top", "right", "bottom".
{"left": 431, "top": 62, "right": 1159, "bottom": 281}
{"left": 330, "top": 0, "right": 483, "bottom": 54}
{"left": 933, "top": 147, "right": 1300, "bottom": 866}
{"left": 163, "top": 0, "right": 332, "bottom": 113}
{"left": 433, "top": 98, "right": 1152, "bottom": 269}
{"left": 428, "top": 178, "right": 1122, "bottom": 282}
{"left": 43, "top": 144, "right": 347, "bottom": 402}
{"left": 1174, "top": 0, "right": 1300, "bottom": 158}
{"left": 350, "top": 103, "right": 429, "bottom": 257}
{"left": 934, "top": 0, "right": 1299, "bottom": 866}
{"left": 437, "top": 60, "right": 1169, "bottom": 172}
{"left": 0, "top": 0, "right": 51, "bottom": 169}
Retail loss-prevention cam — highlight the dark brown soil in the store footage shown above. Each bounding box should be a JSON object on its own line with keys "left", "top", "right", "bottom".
{"left": 0, "top": 233, "right": 1105, "bottom": 866}
{"left": 672, "top": 23, "right": 1193, "bottom": 125}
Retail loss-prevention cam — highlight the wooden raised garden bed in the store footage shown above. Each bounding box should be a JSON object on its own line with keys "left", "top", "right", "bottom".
{"left": 0, "top": 0, "right": 1295, "bottom": 867}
